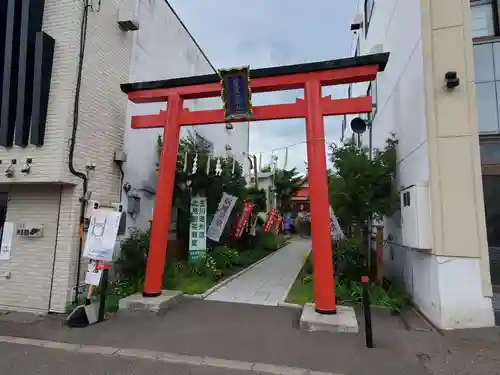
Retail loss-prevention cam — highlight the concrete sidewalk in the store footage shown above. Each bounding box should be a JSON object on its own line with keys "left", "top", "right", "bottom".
{"left": 206, "top": 239, "right": 311, "bottom": 305}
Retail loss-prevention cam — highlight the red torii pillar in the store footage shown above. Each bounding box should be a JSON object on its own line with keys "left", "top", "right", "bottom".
{"left": 121, "top": 53, "right": 389, "bottom": 314}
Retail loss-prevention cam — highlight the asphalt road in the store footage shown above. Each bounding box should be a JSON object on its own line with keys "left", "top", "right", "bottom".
{"left": 3, "top": 299, "right": 499, "bottom": 375}
{"left": 0, "top": 342, "right": 256, "bottom": 375}
{"left": 0, "top": 301, "right": 429, "bottom": 374}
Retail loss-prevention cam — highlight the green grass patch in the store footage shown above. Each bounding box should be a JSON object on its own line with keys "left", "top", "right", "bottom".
{"left": 286, "top": 275, "right": 314, "bottom": 305}
{"left": 165, "top": 276, "right": 216, "bottom": 294}
{"left": 286, "top": 254, "right": 412, "bottom": 314}
{"left": 94, "top": 247, "right": 275, "bottom": 314}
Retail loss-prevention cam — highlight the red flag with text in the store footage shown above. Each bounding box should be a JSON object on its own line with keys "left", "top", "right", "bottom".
{"left": 232, "top": 202, "right": 254, "bottom": 239}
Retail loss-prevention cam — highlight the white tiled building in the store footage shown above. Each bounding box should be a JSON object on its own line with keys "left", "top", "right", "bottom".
{"left": 0, "top": 0, "right": 249, "bottom": 314}
{"left": 347, "top": 0, "right": 499, "bottom": 329}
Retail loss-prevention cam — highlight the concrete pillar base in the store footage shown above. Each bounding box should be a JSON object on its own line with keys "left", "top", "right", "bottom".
{"left": 118, "top": 290, "right": 182, "bottom": 317}
{"left": 300, "top": 303, "right": 359, "bottom": 333}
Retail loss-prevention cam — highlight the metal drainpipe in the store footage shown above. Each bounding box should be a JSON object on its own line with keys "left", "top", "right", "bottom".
{"left": 68, "top": 0, "right": 91, "bottom": 304}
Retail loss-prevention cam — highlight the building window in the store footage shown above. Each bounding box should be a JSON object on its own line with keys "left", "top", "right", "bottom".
{"left": 473, "top": 41, "right": 500, "bottom": 133}
{"left": 481, "top": 175, "right": 500, "bottom": 285}
{"left": 471, "top": 0, "right": 499, "bottom": 38}
{"left": 194, "top": 133, "right": 214, "bottom": 153}
{"left": 364, "top": 0, "right": 375, "bottom": 36}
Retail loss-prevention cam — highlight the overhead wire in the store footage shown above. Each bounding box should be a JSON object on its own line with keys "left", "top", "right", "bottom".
{"left": 162, "top": 0, "right": 236, "bottom": 130}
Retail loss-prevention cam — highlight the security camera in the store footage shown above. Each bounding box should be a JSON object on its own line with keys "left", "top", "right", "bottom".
{"left": 444, "top": 71, "right": 460, "bottom": 90}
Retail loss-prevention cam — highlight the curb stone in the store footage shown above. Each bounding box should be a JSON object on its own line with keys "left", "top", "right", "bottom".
{"left": 0, "top": 336, "right": 344, "bottom": 375}
{"left": 277, "top": 301, "right": 303, "bottom": 310}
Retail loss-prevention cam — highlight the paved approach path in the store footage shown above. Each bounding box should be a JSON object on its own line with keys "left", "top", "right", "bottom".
{"left": 206, "top": 238, "right": 311, "bottom": 305}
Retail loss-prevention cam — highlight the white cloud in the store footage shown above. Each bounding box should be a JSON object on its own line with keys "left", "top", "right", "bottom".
{"left": 169, "top": 0, "right": 357, "bottom": 173}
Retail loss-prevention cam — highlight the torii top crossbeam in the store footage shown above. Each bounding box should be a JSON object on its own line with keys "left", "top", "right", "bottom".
{"left": 121, "top": 53, "right": 389, "bottom": 128}
{"left": 120, "top": 53, "right": 389, "bottom": 314}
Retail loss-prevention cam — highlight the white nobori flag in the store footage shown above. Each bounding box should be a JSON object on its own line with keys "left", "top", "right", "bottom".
{"left": 329, "top": 206, "right": 344, "bottom": 241}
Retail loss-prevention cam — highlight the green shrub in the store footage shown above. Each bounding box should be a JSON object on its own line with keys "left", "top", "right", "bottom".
{"left": 335, "top": 278, "right": 411, "bottom": 314}
{"left": 303, "top": 274, "right": 313, "bottom": 284}
{"left": 116, "top": 230, "right": 150, "bottom": 289}
{"left": 259, "top": 231, "right": 280, "bottom": 251}
{"left": 165, "top": 261, "right": 191, "bottom": 279}
{"left": 333, "top": 237, "right": 366, "bottom": 281}
{"left": 190, "top": 254, "right": 218, "bottom": 279}
{"left": 211, "top": 246, "right": 240, "bottom": 270}
{"left": 238, "top": 248, "right": 269, "bottom": 267}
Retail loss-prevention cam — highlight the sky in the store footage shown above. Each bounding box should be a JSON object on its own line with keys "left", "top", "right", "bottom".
{"left": 170, "top": 0, "right": 357, "bottom": 174}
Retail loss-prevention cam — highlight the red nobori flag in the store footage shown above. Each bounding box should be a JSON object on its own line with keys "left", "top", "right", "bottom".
{"left": 264, "top": 208, "right": 278, "bottom": 233}
{"left": 273, "top": 215, "right": 283, "bottom": 234}
{"left": 232, "top": 202, "right": 254, "bottom": 239}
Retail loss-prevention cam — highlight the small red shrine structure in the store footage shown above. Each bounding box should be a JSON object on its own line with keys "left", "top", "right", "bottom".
{"left": 291, "top": 176, "right": 310, "bottom": 213}
{"left": 121, "top": 53, "right": 389, "bottom": 314}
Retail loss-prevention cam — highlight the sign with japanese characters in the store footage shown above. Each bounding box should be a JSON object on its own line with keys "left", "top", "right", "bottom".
{"left": 0, "top": 222, "right": 14, "bottom": 260}
{"left": 189, "top": 196, "right": 208, "bottom": 262}
{"left": 273, "top": 215, "right": 283, "bottom": 234}
{"left": 219, "top": 66, "right": 253, "bottom": 120}
{"left": 84, "top": 260, "right": 103, "bottom": 286}
{"left": 264, "top": 208, "right": 278, "bottom": 233}
{"left": 207, "top": 193, "right": 238, "bottom": 242}
{"left": 232, "top": 201, "right": 253, "bottom": 240}
{"left": 83, "top": 210, "right": 121, "bottom": 262}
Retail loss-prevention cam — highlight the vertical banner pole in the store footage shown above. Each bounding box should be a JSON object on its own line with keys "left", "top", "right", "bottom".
{"left": 361, "top": 275, "right": 374, "bottom": 348}
{"left": 98, "top": 263, "right": 109, "bottom": 322}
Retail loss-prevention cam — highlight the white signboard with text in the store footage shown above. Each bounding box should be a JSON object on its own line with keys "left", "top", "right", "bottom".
{"left": 0, "top": 222, "right": 14, "bottom": 260}
{"left": 83, "top": 210, "right": 121, "bottom": 262}
{"left": 189, "top": 196, "right": 208, "bottom": 262}
{"left": 206, "top": 193, "right": 238, "bottom": 242}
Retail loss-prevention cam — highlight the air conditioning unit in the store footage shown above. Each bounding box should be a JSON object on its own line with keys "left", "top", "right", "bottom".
{"left": 117, "top": 7, "right": 139, "bottom": 32}
{"left": 400, "top": 185, "right": 432, "bottom": 250}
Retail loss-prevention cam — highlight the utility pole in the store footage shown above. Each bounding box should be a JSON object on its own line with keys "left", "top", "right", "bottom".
{"left": 253, "top": 154, "right": 258, "bottom": 189}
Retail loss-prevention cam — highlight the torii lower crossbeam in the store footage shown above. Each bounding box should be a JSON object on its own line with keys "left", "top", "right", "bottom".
{"left": 121, "top": 53, "right": 390, "bottom": 314}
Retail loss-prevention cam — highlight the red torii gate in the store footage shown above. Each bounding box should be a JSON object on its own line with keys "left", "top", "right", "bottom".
{"left": 121, "top": 53, "right": 389, "bottom": 314}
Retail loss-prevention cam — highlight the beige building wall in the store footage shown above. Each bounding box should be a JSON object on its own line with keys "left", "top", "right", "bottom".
{"left": 0, "top": 0, "right": 134, "bottom": 313}
{"left": 351, "top": 0, "right": 494, "bottom": 329}
{"left": 0, "top": 185, "right": 62, "bottom": 313}
{"left": 421, "top": 0, "right": 492, "bottom": 292}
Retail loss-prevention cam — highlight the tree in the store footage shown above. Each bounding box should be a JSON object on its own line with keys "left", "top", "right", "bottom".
{"left": 328, "top": 134, "right": 399, "bottom": 236}
{"left": 245, "top": 186, "right": 267, "bottom": 212}
{"left": 158, "top": 133, "right": 247, "bottom": 253}
{"left": 273, "top": 168, "right": 303, "bottom": 212}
